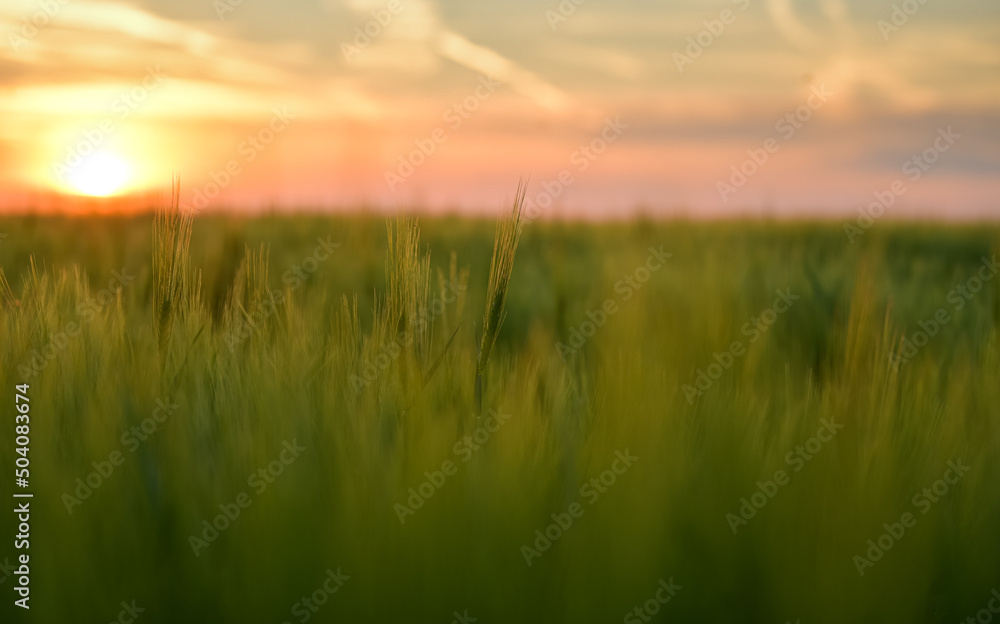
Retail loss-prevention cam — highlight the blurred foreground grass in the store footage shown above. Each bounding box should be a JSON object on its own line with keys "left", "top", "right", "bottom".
{"left": 0, "top": 209, "right": 998, "bottom": 623}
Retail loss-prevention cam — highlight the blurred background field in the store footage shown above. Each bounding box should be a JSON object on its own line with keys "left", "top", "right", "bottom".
{"left": 1, "top": 211, "right": 999, "bottom": 623}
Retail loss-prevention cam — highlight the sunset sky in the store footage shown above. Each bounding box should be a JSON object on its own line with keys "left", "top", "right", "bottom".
{"left": 1, "top": 0, "right": 997, "bottom": 217}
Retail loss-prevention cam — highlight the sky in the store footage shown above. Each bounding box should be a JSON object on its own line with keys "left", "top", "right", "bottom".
{"left": 0, "top": 0, "right": 998, "bottom": 218}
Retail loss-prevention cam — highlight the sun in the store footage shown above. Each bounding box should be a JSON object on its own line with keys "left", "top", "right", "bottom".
{"left": 65, "top": 151, "right": 133, "bottom": 197}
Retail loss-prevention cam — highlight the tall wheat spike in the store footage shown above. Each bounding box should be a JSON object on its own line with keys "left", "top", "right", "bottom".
{"left": 379, "top": 216, "right": 430, "bottom": 378}
{"left": 153, "top": 177, "right": 194, "bottom": 357}
{"left": 475, "top": 180, "right": 527, "bottom": 412}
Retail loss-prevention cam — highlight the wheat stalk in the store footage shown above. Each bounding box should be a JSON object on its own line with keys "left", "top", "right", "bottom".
{"left": 152, "top": 177, "right": 194, "bottom": 356}
{"left": 475, "top": 179, "right": 527, "bottom": 412}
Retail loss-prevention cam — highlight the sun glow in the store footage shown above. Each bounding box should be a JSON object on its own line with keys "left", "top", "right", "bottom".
{"left": 65, "top": 151, "right": 133, "bottom": 197}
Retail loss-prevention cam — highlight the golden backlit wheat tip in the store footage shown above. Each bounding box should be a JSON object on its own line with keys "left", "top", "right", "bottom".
{"left": 475, "top": 179, "right": 527, "bottom": 410}
{"left": 152, "top": 177, "right": 194, "bottom": 352}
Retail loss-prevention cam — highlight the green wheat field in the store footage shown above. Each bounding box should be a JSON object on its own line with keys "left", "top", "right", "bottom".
{"left": 1, "top": 188, "right": 999, "bottom": 623}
